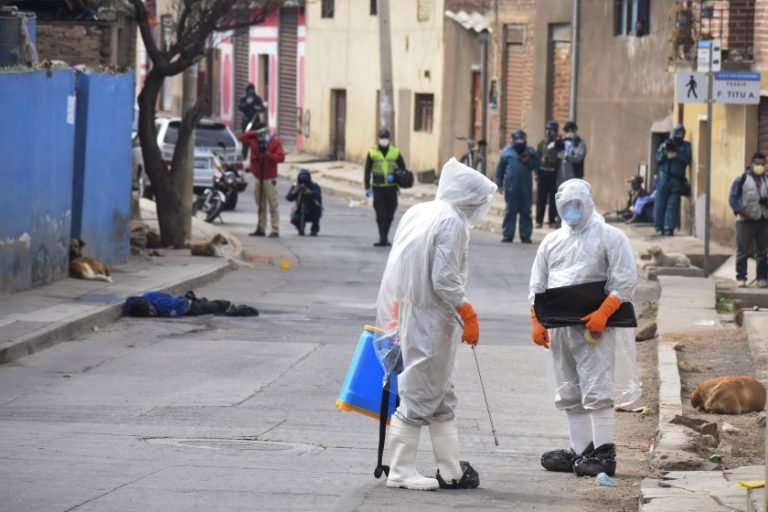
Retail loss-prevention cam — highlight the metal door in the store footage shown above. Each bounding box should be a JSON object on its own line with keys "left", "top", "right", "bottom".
{"left": 278, "top": 8, "right": 298, "bottom": 146}
{"left": 332, "top": 89, "right": 346, "bottom": 160}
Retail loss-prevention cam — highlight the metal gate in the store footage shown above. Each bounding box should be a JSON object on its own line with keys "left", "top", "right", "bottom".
{"left": 278, "top": 8, "right": 298, "bottom": 146}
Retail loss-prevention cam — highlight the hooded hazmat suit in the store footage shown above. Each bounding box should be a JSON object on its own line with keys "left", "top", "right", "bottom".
{"left": 376, "top": 158, "right": 497, "bottom": 425}
{"left": 529, "top": 179, "right": 641, "bottom": 412}
{"left": 374, "top": 158, "right": 494, "bottom": 491}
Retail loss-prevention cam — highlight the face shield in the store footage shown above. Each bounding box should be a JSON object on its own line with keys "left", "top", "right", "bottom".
{"left": 555, "top": 179, "right": 595, "bottom": 231}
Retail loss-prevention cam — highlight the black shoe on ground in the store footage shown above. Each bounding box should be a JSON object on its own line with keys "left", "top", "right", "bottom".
{"left": 541, "top": 442, "right": 593, "bottom": 473}
{"left": 298, "top": 229, "right": 305, "bottom": 236}
{"left": 501, "top": 237, "right": 514, "bottom": 243}
{"left": 373, "top": 239, "right": 391, "bottom": 247}
{"left": 573, "top": 443, "right": 616, "bottom": 477}
{"left": 268, "top": 232, "right": 279, "bottom": 238}
{"left": 535, "top": 223, "right": 543, "bottom": 229}
{"left": 310, "top": 231, "right": 318, "bottom": 236}
{"left": 521, "top": 238, "right": 532, "bottom": 244}
{"left": 249, "top": 230, "right": 265, "bottom": 237}
{"left": 436, "top": 461, "right": 480, "bottom": 489}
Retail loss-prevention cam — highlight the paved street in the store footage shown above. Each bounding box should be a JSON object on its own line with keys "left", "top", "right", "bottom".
{"left": 0, "top": 179, "right": 636, "bottom": 511}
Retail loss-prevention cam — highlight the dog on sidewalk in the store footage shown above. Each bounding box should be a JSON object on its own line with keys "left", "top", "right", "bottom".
{"left": 69, "top": 239, "right": 112, "bottom": 283}
{"left": 645, "top": 245, "right": 691, "bottom": 268}
{"left": 690, "top": 376, "right": 766, "bottom": 414}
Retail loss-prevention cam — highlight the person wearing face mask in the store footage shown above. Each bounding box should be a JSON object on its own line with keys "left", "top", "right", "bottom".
{"left": 286, "top": 169, "right": 323, "bottom": 236}
{"left": 365, "top": 128, "right": 408, "bottom": 247}
{"left": 654, "top": 123, "right": 692, "bottom": 236}
{"left": 558, "top": 121, "right": 587, "bottom": 184}
{"left": 495, "top": 128, "right": 540, "bottom": 243}
{"left": 238, "top": 124, "right": 285, "bottom": 237}
{"left": 536, "top": 120, "right": 562, "bottom": 228}
{"left": 529, "top": 179, "right": 640, "bottom": 478}
{"left": 728, "top": 152, "right": 768, "bottom": 288}
{"left": 619, "top": 176, "right": 653, "bottom": 224}
{"left": 376, "top": 158, "right": 495, "bottom": 491}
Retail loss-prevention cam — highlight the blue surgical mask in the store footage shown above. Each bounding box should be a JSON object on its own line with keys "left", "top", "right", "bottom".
{"left": 561, "top": 207, "right": 584, "bottom": 226}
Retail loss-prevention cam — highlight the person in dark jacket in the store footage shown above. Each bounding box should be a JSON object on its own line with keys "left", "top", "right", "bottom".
{"left": 536, "top": 120, "right": 562, "bottom": 227}
{"left": 728, "top": 152, "right": 768, "bottom": 288}
{"left": 654, "top": 123, "right": 692, "bottom": 236}
{"left": 495, "top": 128, "right": 540, "bottom": 243}
{"left": 364, "top": 128, "right": 408, "bottom": 247}
{"left": 239, "top": 83, "right": 264, "bottom": 133}
{"left": 286, "top": 169, "right": 323, "bottom": 236}
{"left": 558, "top": 121, "right": 587, "bottom": 184}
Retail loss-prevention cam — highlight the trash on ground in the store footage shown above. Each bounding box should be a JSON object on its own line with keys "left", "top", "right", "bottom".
{"left": 736, "top": 481, "right": 765, "bottom": 490}
{"left": 707, "top": 453, "right": 723, "bottom": 463}
{"left": 595, "top": 473, "right": 618, "bottom": 488}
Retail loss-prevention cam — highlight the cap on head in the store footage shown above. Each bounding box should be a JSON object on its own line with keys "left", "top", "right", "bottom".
{"left": 672, "top": 123, "right": 686, "bottom": 137}
{"left": 564, "top": 121, "right": 578, "bottom": 133}
{"left": 512, "top": 128, "right": 527, "bottom": 141}
{"left": 626, "top": 175, "right": 643, "bottom": 184}
{"left": 297, "top": 169, "right": 311, "bottom": 182}
{"left": 753, "top": 152, "right": 766, "bottom": 162}
{"left": 545, "top": 120, "right": 559, "bottom": 132}
{"left": 378, "top": 128, "right": 390, "bottom": 139}
{"left": 246, "top": 83, "right": 255, "bottom": 92}
{"left": 255, "top": 123, "right": 269, "bottom": 135}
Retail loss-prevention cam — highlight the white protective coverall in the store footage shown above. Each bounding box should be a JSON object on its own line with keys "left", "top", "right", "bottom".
{"left": 376, "top": 158, "right": 497, "bottom": 426}
{"left": 528, "top": 179, "right": 641, "bottom": 414}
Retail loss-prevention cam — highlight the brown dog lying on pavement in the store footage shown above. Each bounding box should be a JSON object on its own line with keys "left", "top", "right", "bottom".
{"left": 690, "top": 376, "right": 766, "bottom": 414}
{"left": 69, "top": 239, "right": 112, "bottom": 283}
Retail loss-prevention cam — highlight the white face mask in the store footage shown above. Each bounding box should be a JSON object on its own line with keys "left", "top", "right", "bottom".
{"left": 378, "top": 138, "right": 390, "bottom": 147}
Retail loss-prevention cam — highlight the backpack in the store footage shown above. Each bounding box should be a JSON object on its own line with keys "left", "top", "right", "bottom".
{"left": 394, "top": 168, "right": 414, "bottom": 189}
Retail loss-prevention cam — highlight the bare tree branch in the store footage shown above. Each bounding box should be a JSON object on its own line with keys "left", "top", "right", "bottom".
{"left": 130, "top": 0, "right": 165, "bottom": 65}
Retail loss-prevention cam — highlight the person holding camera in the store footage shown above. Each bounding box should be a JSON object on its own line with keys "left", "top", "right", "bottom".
{"left": 536, "top": 120, "right": 562, "bottom": 228}
{"left": 654, "top": 123, "right": 691, "bottom": 236}
{"left": 728, "top": 152, "right": 768, "bottom": 288}
{"left": 495, "top": 128, "right": 540, "bottom": 243}
{"left": 364, "top": 128, "right": 408, "bottom": 247}
{"left": 238, "top": 124, "right": 285, "bottom": 238}
{"left": 558, "top": 121, "right": 587, "bottom": 184}
{"left": 286, "top": 169, "right": 322, "bottom": 236}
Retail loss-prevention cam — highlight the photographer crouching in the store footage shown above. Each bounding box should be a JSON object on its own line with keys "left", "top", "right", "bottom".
{"left": 286, "top": 169, "right": 323, "bottom": 236}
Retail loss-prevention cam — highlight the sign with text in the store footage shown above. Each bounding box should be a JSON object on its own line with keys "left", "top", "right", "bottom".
{"left": 675, "top": 72, "right": 707, "bottom": 103}
{"left": 713, "top": 72, "right": 761, "bottom": 104}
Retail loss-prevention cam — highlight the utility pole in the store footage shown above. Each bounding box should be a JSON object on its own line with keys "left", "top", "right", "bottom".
{"left": 568, "top": 0, "right": 580, "bottom": 121}
{"left": 180, "top": 64, "right": 198, "bottom": 240}
{"left": 703, "top": 44, "right": 713, "bottom": 277}
{"left": 378, "top": 0, "right": 395, "bottom": 135}
{"left": 479, "top": 29, "right": 489, "bottom": 174}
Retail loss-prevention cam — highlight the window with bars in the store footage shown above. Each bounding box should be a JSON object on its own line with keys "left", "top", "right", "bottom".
{"left": 414, "top": 94, "right": 434, "bottom": 133}
{"left": 321, "top": 0, "right": 334, "bottom": 19}
{"left": 370, "top": 0, "right": 377, "bottom": 16}
{"left": 417, "top": 0, "right": 431, "bottom": 22}
{"left": 614, "top": 0, "right": 651, "bottom": 37}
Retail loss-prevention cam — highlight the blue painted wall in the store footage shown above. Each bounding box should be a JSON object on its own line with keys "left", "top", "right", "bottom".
{"left": 0, "top": 69, "right": 76, "bottom": 293}
{"left": 71, "top": 71, "right": 135, "bottom": 266}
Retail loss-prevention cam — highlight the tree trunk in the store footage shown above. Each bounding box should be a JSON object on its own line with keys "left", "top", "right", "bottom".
{"left": 137, "top": 69, "right": 186, "bottom": 248}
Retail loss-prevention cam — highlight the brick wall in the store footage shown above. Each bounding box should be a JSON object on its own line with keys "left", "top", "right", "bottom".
{"left": 36, "top": 18, "right": 135, "bottom": 68}
{"left": 547, "top": 40, "right": 571, "bottom": 126}
{"left": 755, "top": 0, "right": 768, "bottom": 67}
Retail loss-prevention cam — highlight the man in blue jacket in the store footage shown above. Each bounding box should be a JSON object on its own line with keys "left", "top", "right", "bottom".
{"left": 654, "top": 124, "right": 691, "bottom": 236}
{"left": 495, "top": 128, "right": 540, "bottom": 243}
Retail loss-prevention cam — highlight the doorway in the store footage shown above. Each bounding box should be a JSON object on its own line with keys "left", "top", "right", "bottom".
{"left": 331, "top": 89, "right": 346, "bottom": 160}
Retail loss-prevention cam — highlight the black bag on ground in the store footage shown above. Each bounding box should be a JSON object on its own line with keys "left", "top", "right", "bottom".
{"left": 394, "top": 168, "right": 414, "bottom": 189}
{"left": 533, "top": 281, "right": 637, "bottom": 329}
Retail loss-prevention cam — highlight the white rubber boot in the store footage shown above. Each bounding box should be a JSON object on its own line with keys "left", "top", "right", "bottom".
{"left": 429, "top": 419, "right": 463, "bottom": 482}
{"left": 386, "top": 416, "right": 439, "bottom": 490}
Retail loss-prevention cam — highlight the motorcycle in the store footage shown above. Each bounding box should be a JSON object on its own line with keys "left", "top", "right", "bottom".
{"left": 194, "top": 151, "right": 248, "bottom": 223}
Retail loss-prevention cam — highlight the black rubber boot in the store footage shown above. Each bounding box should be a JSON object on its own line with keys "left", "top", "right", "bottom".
{"left": 573, "top": 443, "right": 616, "bottom": 477}
{"left": 541, "top": 442, "right": 593, "bottom": 473}
{"left": 436, "top": 461, "right": 480, "bottom": 489}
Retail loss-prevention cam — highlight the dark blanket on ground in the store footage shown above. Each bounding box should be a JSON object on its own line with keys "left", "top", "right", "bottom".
{"left": 124, "top": 291, "right": 259, "bottom": 318}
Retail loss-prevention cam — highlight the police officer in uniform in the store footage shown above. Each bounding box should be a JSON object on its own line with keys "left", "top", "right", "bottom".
{"left": 364, "top": 128, "right": 408, "bottom": 247}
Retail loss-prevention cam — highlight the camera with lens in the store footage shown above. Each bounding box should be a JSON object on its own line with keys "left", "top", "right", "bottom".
{"left": 554, "top": 139, "right": 565, "bottom": 151}
{"left": 663, "top": 139, "right": 678, "bottom": 151}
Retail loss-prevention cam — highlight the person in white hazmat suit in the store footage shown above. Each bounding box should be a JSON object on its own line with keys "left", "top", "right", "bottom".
{"left": 375, "top": 158, "right": 497, "bottom": 491}
{"left": 528, "top": 179, "right": 640, "bottom": 477}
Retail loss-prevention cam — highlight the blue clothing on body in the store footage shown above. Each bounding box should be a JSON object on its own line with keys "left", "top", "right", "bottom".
{"left": 495, "top": 144, "right": 540, "bottom": 240}
{"left": 125, "top": 291, "right": 190, "bottom": 316}
{"left": 653, "top": 140, "right": 691, "bottom": 233}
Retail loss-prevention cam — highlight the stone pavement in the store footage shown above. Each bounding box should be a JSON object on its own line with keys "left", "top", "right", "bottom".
{"left": 0, "top": 201, "right": 236, "bottom": 365}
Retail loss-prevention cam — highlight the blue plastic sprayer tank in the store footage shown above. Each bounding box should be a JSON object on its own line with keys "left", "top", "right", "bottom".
{"left": 0, "top": 9, "right": 36, "bottom": 66}
{"left": 336, "top": 325, "right": 399, "bottom": 420}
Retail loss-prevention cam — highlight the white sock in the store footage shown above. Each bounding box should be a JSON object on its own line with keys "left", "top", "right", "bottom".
{"left": 566, "top": 411, "right": 592, "bottom": 454}
{"left": 590, "top": 408, "right": 615, "bottom": 447}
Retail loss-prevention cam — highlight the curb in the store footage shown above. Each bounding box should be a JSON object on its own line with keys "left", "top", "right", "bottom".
{"left": 0, "top": 260, "right": 234, "bottom": 365}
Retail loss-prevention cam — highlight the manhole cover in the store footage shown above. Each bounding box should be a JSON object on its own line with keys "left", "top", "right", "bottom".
{"left": 142, "top": 437, "right": 322, "bottom": 453}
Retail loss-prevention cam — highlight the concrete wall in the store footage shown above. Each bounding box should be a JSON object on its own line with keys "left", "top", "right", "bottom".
{"left": 303, "top": 0, "right": 445, "bottom": 171}
{"left": 0, "top": 69, "right": 76, "bottom": 294}
{"left": 72, "top": 71, "right": 135, "bottom": 266}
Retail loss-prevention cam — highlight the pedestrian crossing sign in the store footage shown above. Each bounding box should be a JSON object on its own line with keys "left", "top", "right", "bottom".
{"left": 675, "top": 72, "right": 707, "bottom": 104}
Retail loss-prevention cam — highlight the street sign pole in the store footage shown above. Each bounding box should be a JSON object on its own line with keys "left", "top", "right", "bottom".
{"left": 703, "top": 43, "right": 713, "bottom": 277}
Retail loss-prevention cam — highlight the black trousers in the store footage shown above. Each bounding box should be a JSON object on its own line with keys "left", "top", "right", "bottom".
{"left": 536, "top": 170, "right": 558, "bottom": 225}
{"left": 373, "top": 186, "right": 398, "bottom": 241}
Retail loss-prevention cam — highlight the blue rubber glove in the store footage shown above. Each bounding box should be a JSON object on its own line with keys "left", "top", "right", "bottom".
{"left": 365, "top": 188, "right": 372, "bottom": 198}
{"left": 386, "top": 174, "right": 395, "bottom": 183}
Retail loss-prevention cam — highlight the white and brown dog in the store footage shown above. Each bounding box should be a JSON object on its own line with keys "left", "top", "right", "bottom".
{"left": 69, "top": 239, "right": 112, "bottom": 283}
{"left": 645, "top": 245, "right": 691, "bottom": 268}
{"left": 691, "top": 376, "right": 766, "bottom": 415}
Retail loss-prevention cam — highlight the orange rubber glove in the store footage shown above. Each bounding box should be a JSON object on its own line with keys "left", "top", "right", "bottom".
{"left": 581, "top": 294, "right": 622, "bottom": 336}
{"left": 530, "top": 305, "right": 550, "bottom": 349}
{"left": 456, "top": 302, "right": 479, "bottom": 346}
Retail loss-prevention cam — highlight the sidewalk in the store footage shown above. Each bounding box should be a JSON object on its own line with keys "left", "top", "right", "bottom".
{"left": 0, "top": 201, "right": 236, "bottom": 365}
